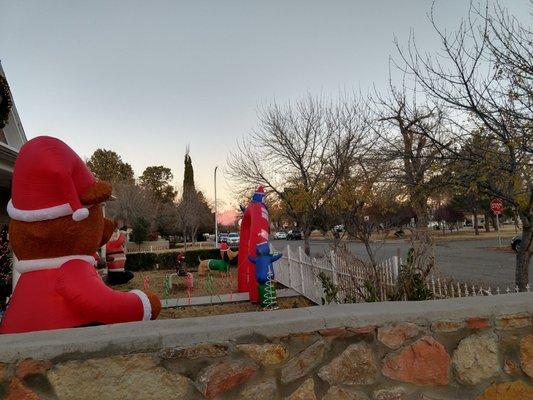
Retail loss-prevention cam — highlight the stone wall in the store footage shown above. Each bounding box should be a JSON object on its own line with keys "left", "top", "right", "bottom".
{"left": 0, "top": 293, "right": 531, "bottom": 399}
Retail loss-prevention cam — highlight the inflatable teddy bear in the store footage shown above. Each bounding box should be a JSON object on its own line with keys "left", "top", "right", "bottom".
{"left": 0, "top": 136, "right": 161, "bottom": 334}
{"left": 248, "top": 241, "right": 282, "bottom": 307}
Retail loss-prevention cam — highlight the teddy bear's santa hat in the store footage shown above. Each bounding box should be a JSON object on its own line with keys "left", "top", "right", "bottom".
{"left": 7, "top": 136, "right": 110, "bottom": 222}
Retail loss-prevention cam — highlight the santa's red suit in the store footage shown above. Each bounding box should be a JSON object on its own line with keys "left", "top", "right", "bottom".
{"left": 105, "top": 230, "right": 135, "bottom": 286}
{"left": 0, "top": 136, "right": 153, "bottom": 334}
{"left": 106, "top": 231, "right": 127, "bottom": 272}
{"left": 0, "top": 256, "right": 150, "bottom": 333}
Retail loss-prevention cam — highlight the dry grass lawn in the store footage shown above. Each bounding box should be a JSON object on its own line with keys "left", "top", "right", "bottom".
{"left": 112, "top": 268, "right": 238, "bottom": 298}
{"left": 110, "top": 268, "right": 315, "bottom": 320}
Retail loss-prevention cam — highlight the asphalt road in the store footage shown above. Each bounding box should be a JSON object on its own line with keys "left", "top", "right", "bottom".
{"left": 271, "top": 237, "right": 527, "bottom": 289}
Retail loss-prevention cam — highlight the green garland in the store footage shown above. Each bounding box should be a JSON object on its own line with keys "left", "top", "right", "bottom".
{"left": 0, "top": 75, "right": 13, "bottom": 129}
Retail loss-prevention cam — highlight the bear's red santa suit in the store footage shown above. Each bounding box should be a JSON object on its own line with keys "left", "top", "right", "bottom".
{"left": 0, "top": 136, "right": 156, "bottom": 334}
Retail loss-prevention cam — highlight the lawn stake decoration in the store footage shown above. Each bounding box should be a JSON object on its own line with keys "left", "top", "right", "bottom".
{"left": 263, "top": 269, "right": 277, "bottom": 310}
{"left": 238, "top": 186, "right": 271, "bottom": 303}
{"left": 163, "top": 275, "right": 171, "bottom": 301}
{"left": 0, "top": 136, "right": 161, "bottom": 334}
{"left": 176, "top": 252, "right": 186, "bottom": 276}
{"left": 143, "top": 275, "right": 151, "bottom": 291}
{"left": 185, "top": 272, "right": 193, "bottom": 305}
{"left": 197, "top": 242, "right": 237, "bottom": 276}
{"left": 248, "top": 241, "right": 282, "bottom": 308}
{"left": 226, "top": 270, "right": 233, "bottom": 302}
{"left": 204, "top": 274, "right": 215, "bottom": 304}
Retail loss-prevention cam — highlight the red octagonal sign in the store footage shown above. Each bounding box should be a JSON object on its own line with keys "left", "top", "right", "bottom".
{"left": 490, "top": 199, "right": 503, "bottom": 215}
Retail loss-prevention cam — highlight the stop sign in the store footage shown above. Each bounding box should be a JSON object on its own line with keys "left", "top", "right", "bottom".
{"left": 490, "top": 199, "right": 503, "bottom": 215}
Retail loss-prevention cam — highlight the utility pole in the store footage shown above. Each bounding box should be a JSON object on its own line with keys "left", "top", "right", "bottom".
{"left": 214, "top": 166, "right": 218, "bottom": 246}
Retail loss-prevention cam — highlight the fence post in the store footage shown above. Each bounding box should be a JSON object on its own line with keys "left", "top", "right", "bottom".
{"left": 287, "top": 245, "right": 292, "bottom": 288}
{"left": 298, "top": 246, "right": 305, "bottom": 295}
{"left": 393, "top": 248, "right": 400, "bottom": 278}
{"left": 330, "top": 250, "right": 338, "bottom": 286}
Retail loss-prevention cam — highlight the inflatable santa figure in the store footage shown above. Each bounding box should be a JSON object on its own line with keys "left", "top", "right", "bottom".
{"left": 106, "top": 228, "right": 134, "bottom": 285}
{"left": 0, "top": 136, "right": 161, "bottom": 334}
{"left": 237, "top": 185, "right": 270, "bottom": 302}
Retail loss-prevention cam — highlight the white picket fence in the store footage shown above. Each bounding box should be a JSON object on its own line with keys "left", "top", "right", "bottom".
{"left": 127, "top": 241, "right": 214, "bottom": 254}
{"left": 273, "top": 245, "right": 401, "bottom": 304}
{"left": 273, "top": 245, "right": 528, "bottom": 305}
{"left": 427, "top": 276, "right": 529, "bottom": 299}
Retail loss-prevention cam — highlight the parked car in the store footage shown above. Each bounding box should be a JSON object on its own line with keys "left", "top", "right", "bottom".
{"left": 511, "top": 234, "right": 522, "bottom": 253}
{"left": 226, "top": 232, "right": 240, "bottom": 246}
{"left": 333, "top": 225, "right": 344, "bottom": 233}
{"left": 287, "top": 230, "right": 303, "bottom": 240}
{"left": 273, "top": 231, "right": 287, "bottom": 240}
{"left": 218, "top": 233, "right": 228, "bottom": 243}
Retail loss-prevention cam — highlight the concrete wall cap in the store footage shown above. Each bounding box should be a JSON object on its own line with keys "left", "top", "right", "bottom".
{"left": 0, "top": 293, "right": 531, "bottom": 363}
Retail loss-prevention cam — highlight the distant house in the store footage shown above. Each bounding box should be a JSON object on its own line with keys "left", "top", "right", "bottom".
{"left": 0, "top": 61, "right": 28, "bottom": 225}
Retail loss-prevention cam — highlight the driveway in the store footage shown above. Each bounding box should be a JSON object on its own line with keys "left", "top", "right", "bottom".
{"left": 271, "top": 237, "right": 527, "bottom": 289}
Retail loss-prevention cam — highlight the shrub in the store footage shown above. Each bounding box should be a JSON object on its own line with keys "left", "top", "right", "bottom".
{"left": 125, "top": 252, "right": 158, "bottom": 271}
{"left": 130, "top": 218, "right": 149, "bottom": 247}
{"left": 125, "top": 247, "right": 239, "bottom": 271}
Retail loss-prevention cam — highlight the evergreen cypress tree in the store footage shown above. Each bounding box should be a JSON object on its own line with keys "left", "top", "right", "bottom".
{"left": 183, "top": 147, "right": 195, "bottom": 199}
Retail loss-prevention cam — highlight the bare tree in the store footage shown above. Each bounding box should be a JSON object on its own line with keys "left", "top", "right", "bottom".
{"left": 105, "top": 182, "right": 158, "bottom": 227}
{"left": 396, "top": 1, "right": 532, "bottom": 289}
{"left": 175, "top": 190, "right": 212, "bottom": 247}
{"left": 371, "top": 84, "right": 449, "bottom": 235}
{"left": 227, "top": 95, "right": 371, "bottom": 255}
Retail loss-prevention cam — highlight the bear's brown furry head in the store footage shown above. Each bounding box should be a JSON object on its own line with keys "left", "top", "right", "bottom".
{"left": 9, "top": 180, "right": 115, "bottom": 261}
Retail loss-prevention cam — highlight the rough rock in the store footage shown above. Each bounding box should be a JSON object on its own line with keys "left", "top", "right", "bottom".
{"left": 239, "top": 377, "right": 277, "bottom": 400}
{"left": 452, "top": 332, "right": 500, "bottom": 385}
{"left": 6, "top": 378, "right": 40, "bottom": 400}
{"left": 378, "top": 323, "right": 418, "bottom": 349}
{"left": 159, "top": 343, "right": 228, "bottom": 359}
{"left": 0, "top": 363, "right": 7, "bottom": 383}
{"left": 323, "top": 386, "right": 369, "bottom": 400}
{"left": 280, "top": 339, "right": 326, "bottom": 384}
{"left": 382, "top": 336, "right": 449, "bottom": 385}
{"left": 287, "top": 378, "right": 317, "bottom": 400}
{"left": 520, "top": 333, "right": 533, "bottom": 378}
{"left": 466, "top": 317, "right": 490, "bottom": 330}
{"left": 373, "top": 387, "right": 408, "bottom": 400}
{"left": 430, "top": 320, "right": 465, "bottom": 333}
{"left": 236, "top": 343, "right": 289, "bottom": 366}
{"left": 16, "top": 359, "right": 53, "bottom": 379}
{"left": 348, "top": 325, "right": 376, "bottom": 335}
{"left": 503, "top": 359, "right": 520, "bottom": 375}
{"left": 495, "top": 313, "right": 531, "bottom": 330}
{"left": 196, "top": 361, "right": 257, "bottom": 399}
{"left": 318, "top": 342, "right": 378, "bottom": 385}
{"left": 47, "top": 354, "right": 194, "bottom": 400}
{"left": 475, "top": 380, "right": 533, "bottom": 400}
{"left": 319, "top": 327, "right": 353, "bottom": 337}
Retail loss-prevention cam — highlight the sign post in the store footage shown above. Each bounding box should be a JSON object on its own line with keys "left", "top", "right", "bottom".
{"left": 490, "top": 199, "right": 503, "bottom": 247}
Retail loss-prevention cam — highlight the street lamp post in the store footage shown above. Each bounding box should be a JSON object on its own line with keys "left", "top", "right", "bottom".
{"left": 214, "top": 166, "right": 218, "bottom": 246}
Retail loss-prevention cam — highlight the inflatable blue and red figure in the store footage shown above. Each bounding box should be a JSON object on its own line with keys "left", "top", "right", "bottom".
{"left": 238, "top": 186, "right": 282, "bottom": 305}
{"left": 248, "top": 241, "right": 282, "bottom": 307}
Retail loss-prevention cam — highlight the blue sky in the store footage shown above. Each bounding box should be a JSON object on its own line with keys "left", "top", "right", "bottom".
{"left": 0, "top": 0, "right": 529, "bottom": 208}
